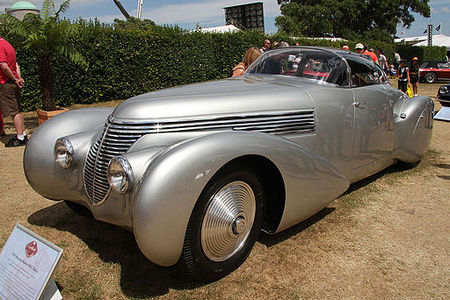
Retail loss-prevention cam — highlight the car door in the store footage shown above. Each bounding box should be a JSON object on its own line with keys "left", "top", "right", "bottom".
{"left": 437, "top": 62, "right": 450, "bottom": 79}
{"left": 343, "top": 55, "right": 394, "bottom": 172}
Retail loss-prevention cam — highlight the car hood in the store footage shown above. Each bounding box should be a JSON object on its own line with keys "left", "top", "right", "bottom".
{"left": 109, "top": 75, "right": 316, "bottom": 123}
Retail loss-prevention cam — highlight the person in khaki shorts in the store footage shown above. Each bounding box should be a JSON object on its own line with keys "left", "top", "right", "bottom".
{"left": 0, "top": 36, "right": 27, "bottom": 147}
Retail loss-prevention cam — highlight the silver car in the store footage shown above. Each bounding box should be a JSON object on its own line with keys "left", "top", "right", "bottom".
{"left": 24, "top": 47, "right": 434, "bottom": 281}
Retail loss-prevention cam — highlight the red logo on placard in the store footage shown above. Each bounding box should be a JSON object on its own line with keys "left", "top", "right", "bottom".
{"left": 25, "top": 241, "right": 38, "bottom": 257}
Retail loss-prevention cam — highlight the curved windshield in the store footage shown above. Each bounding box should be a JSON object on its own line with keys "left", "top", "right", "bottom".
{"left": 245, "top": 48, "right": 348, "bottom": 86}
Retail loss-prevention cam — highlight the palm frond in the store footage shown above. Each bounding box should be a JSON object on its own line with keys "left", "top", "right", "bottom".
{"left": 0, "top": 15, "right": 29, "bottom": 40}
{"left": 56, "top": 0, "right": 71, "bottom": 19}
{"left": 41, "top": 0, "right": 56, "bottom": 21}
{"left": 58, "top": 46, "right": 88, "bottom": 69}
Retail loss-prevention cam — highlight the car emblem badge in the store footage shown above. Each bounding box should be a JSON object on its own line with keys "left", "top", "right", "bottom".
{"left": 25, "top": 241, "right": 38, "bottom": 257}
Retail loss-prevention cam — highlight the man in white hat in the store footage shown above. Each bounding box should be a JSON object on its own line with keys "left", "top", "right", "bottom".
{"left": 355, "top": 43, "right": 379, "bottom": 64}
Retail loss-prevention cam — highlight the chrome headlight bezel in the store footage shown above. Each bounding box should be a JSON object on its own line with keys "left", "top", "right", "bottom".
{"left": 54, "top": 137, "right": 74, "bottom": 169}
{"left": 438, "top": 86, "right": 448, "bottom": 95}
{"left": 107, "top": 156, "right": 134, "bottom": 194}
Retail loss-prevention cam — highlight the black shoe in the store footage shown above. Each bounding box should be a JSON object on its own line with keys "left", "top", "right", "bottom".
{"left": 5, "top": 136, "right": 28, "bottom": 147}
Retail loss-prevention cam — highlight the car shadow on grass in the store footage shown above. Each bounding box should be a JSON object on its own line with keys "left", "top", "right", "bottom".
{"left": 27, "top": 202, "right": 202, "bottom": 298}
{"left": 258, "top": 161, "right": 423, "bottom": 247}
{"left": 258, "top": 206, "right": 335, "bottom": 247}
{"left": 25, "top": 160, "right": 429, "bottom": 298}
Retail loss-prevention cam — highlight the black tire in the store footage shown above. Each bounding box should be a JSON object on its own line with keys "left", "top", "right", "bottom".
{"left": 179, "top": 165, "right": 265, "bottom": 282}
{"left": 424, "top": 72, "right": 437, "bottom": 84}
{"left": 64, "top": 200, "right": 93, "bottom": 217}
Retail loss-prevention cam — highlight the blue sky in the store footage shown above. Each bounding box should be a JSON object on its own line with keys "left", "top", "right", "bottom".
{"left": 2, "top": 0, "right": 449, "bottom": 37}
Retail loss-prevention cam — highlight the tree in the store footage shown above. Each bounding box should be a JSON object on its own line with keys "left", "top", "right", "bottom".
{"left": 1, "top": 0, "right": 87, "bottom": 111}
{"left": 275, "top": 0, "right": 431, "bottom": 42}
{"left": 113, "top": 17, "right": 156, "bottom": 31}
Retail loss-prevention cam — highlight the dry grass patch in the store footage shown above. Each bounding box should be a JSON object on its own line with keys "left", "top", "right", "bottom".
{"left": 0, "top": 82, "right": 449, "bottom": 299}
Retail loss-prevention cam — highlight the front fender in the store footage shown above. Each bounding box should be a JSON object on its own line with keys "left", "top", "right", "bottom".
{"left": 24, "top": 108, "right": 113, "bottom": 200}
{"left": 133, "top": 131, "right": 349, "bottom": 267}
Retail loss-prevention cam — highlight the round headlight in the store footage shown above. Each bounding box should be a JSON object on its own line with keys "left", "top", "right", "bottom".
{"left": 54, "top": 137, "right": 74, "bottom": 168}
{"left": 439, "top": 86, "right": 448, "bottom": 95}
{"left": 107, "top": 156, "right": 133, "bottom": 194}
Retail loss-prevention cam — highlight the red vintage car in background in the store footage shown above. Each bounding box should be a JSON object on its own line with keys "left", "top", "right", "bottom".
{"left": 419, "top": 61, "right": 450, "bottom": 83}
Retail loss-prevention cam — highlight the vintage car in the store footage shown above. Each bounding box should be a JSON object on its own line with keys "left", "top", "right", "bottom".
{"left": 24, "top": 47, "right": 434, "bottom": 281}
{"left": 437, "top": 83, "right": 450, "bottom": 107}
{"left": 419, "top": 60, "right": 450, "bottom": 83}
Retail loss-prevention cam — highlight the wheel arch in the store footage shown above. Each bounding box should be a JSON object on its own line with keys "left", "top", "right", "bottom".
{"left": 208, "top": 155, "right": 286, "bottom": 234}
{"left": 224, "top": 155, "right": 285, "bottom": 233}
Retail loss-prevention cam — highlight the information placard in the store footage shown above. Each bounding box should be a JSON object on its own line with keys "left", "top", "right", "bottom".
{"left": 434, "top": 106, "right": 450, "bottom": 121}
{"left": 0, "top": 224, "right": 63, "bottom": 300}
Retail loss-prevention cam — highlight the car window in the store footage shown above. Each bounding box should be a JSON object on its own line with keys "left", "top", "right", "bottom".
{"left": 437, "top": 62, "right": 450, "bottom": 69}
{"left": 343, "top": 54, "right": 382, "bottom": 87}
{"left": 374, "top": 63, "right": 389, "bottom": 83}
{"left": 246, "top": 48, "right": 349, "bottom": 86}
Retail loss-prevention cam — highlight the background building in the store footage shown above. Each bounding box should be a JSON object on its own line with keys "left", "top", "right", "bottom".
{"left": 4, "top": 1, "right": 40, "bottom": 20}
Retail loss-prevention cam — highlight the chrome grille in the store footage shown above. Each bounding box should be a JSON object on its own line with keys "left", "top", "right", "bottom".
{"left": 83, "top": 110, "right": 314, "bottom": 204}
{"left": 83, "top": 123, "right": 148, "bottom": 205}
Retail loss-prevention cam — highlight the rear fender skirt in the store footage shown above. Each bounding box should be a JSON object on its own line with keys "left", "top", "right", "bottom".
{"left": 133, "top": 131, "right": 349, "bottom": 266}
{"left": 394, "top": 96, "right": 434, "bottom": 162}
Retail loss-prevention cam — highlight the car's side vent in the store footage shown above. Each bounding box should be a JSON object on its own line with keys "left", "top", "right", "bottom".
{"left": 231, "top": 110, "right": 315, "bottom": 135}
{"left": 106, "top": 109, "right": 315, "bottom": 135}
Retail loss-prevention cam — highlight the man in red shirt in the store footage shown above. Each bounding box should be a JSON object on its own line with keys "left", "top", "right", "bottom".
{"left": 0, "top": 36, "right": 27, "bottom": 147}
{"left": 355, "top": 43, "right": 379, "bottom": 65}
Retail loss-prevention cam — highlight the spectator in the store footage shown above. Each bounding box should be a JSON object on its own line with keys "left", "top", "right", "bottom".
{"left": 355, "top": 44, "right": 378, "bottom": 64}
{"left": 232, "top": 47, "right": 261, "bottom": 77}
{"left": 377, "top": 49, "right": 389, "bottom": 73}
{"left": 389, "top": 64, "right": 396, "bottom": 78}
{"left": 260, "top": 39, "right": 271, "bottom": 53}
{"left": 275, "top": 41, "right": 289, "bottom": 48}
{"left": 409, "top": 57, "right": 420, "bottom": 96}
{"left": 363, "top": 44, "right": 379, "bottom": 65}
{"left": 354, "top": 43, "right": 366, "bottom": 55}
{"left": 342, "top": 45, "right": 349, "bottom": 51}
{"left": 397, "top": 59, "right": 410, "bottom": 94}
{"left": 0, "top": 36, "right": 26, "bottom": 147}
{"left": 394, "top": 52, "right": 401, "bottom": 70}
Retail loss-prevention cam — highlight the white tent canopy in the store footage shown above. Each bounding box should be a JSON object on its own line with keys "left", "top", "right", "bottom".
{"left": 394, "top": 35, "right": 428, "bottom": 44}
{"left": 412, "top": 34, "right": 450, "bottom": 50}
{"left": 199, "top": 25, "right": 240, "bottom": 33}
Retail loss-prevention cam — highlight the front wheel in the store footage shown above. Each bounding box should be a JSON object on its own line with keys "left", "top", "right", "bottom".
{"left": 179, "top": 166, "right": 265, "bottom": 282}
{"left": 424, "top": 72, "right": 437, "bottom": 83}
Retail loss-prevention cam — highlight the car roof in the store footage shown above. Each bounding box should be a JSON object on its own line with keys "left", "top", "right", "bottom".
{"left": 267, "top": 46, "right": 369, "bottom": 61}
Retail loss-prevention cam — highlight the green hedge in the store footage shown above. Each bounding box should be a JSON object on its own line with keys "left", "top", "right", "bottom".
{"left": 1, "top": 21, "right": 447, "bottom": 112}
{"left": 2, "top": 23, "right": 264, "bottom": 111}
{"left": 395, "top": 44, "right": 447, "bottom": 63}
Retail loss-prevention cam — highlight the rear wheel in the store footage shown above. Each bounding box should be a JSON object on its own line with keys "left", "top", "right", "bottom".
{"left": 180, "top": 165, "right": 265, "bottom": 282}
{"left": 424, "top": 72, "right": 437, "bottom": 83}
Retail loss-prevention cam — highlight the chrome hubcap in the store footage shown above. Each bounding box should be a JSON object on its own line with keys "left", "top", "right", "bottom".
{"left": 201, "top": 181, "right": 256, "bottom": 262}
